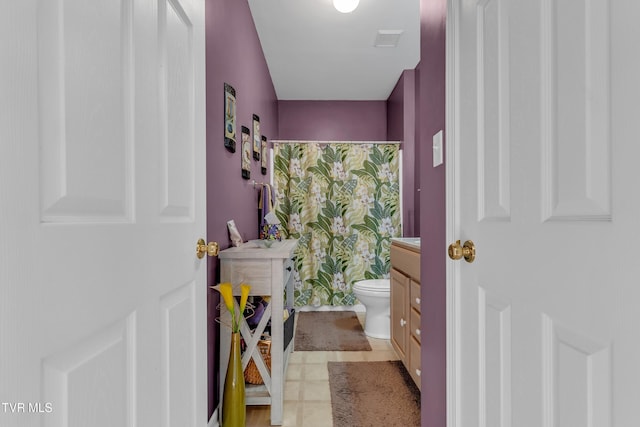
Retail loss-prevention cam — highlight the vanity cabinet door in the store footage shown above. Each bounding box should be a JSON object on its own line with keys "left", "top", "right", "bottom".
{"left": 391, "top": 268, "right": 409, "bottom": 363}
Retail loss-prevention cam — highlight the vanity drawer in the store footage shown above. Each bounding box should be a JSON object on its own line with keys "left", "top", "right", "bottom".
{"left": 410, "top": 308, "right": 421, "bottom": 344}
{"left": 409, "top": 336, "right": 422, "bottom": 390}
{"left": 410, "top": 280, "right": 421, "bottom": 313}
{"left": 220, "top": 259, "right": 273, "bottom": 295}
{"left": 390, "top": 245, "right": 420, "bottom": 280}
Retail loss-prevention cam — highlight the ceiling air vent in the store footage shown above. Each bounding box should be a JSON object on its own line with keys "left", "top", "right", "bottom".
{"left": 374, "top": 30, "right": 404, "bottom": 48}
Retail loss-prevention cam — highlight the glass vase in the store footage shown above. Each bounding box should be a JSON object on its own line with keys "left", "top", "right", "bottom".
{"left": 222, "top": 331, "right": 246, "bottom": 427}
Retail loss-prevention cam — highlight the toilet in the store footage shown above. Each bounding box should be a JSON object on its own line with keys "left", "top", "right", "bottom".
{"left": 352, "top": 279, "right": 390, "bottom": 339}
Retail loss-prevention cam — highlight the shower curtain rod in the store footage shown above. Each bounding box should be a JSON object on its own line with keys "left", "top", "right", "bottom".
{"left": 271, "top": 140, "right": 400, "bottom": 145}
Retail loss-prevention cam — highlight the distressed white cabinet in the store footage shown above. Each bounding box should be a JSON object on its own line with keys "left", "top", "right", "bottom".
{"left": 218, "top": 239, "right": 297, "bottom": 426}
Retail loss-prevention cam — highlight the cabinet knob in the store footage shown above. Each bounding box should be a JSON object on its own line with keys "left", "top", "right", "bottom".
{"left": 416, "top": 369, "right": 421, "bottom": 377}
{"left": 400, "top": 318, "right": 407, "bottom": 327}
{"left": 415, "top": 297, "right": 421, "bottom": 305}
{"left": 415, "top": 328, "right": 421, "bottom": 336}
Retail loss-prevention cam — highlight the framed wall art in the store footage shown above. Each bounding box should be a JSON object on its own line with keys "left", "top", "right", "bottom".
{"left": 241, "top": 126, "right": 251, "bottom": 179}
{"left": 252, "top": 114, "right": 261, "bottom": 161}
{"left": 261, "top": 135, "right": 268, "bottom": 175}
{"left": 224, "top": 83, "right": 236, "bottom": 153}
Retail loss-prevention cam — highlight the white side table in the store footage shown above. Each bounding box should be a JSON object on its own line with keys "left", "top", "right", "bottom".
{"left": 218, "top": 239, "right": 297, "bottom": 426}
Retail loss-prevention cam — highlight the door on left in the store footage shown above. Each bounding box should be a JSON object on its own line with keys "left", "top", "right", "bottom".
{"left": 0, "top": 1, "right": 207, "bottom": 426}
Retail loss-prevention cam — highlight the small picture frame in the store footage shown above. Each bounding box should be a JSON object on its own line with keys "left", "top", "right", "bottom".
{"left": 241, "top": 126, "right": 251, "bottom": 179}
{"left": 224, "top": 83, "right": 236, "bottom": 153}
{"left": 252, "top": 114, "right": 261, "bottom": 161}
{"left": 261, "top": 135, "right": 268, "bottom": 175}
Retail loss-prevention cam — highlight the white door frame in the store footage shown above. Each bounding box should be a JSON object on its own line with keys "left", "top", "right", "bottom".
{"left": 445, "top": 0, "right": 461, "bottom": 425}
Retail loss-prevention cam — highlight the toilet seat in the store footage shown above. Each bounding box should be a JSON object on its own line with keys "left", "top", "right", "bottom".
{"left": 353, "top": 279, "right": 389, "bottom": 292}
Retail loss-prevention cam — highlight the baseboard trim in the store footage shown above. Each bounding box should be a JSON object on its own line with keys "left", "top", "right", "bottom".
{"left": 297, "top": 304, "right": 365, "bottom": 313}
{"left": 207, "top": 407, "right": 219, "bottom": 427}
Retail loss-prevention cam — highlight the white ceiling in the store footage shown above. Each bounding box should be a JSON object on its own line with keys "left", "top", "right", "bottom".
{"left": 248, "top": 0, "right": 420, "bottom": 101}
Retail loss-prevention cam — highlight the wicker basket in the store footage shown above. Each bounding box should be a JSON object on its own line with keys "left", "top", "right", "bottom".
{"left": 244, "top": 339, "right": 272, "bottom": 385}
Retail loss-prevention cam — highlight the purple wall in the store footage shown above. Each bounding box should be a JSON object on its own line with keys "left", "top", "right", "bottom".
{"left": 418, "top": 0, "right": 447, "bottom": 426}
{"left": 205, "top": 0, "right": 278, "bottom": 418}
{"left": 278, "top": 100, "right": 387, "bottom": 140}
{"left": 387, "top": 80, "right": 404, "bottom": 140}
{"left": 387, "top": 70, "right": 418, "bottom": 237}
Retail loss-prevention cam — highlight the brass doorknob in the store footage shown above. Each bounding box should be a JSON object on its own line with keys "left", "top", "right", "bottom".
{"left": 448, "top": 240, "right": 476, "bottom": 263}
{"left": 196, "top": 239, "right": 219, "bottom": 259}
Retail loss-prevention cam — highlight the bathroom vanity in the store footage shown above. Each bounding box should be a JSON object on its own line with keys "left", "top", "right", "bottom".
{"left": 390, "top": 237, "right": 421, "bottom": 389}
{"left": 218, "top": 239, "right": 297, "bottom": 426}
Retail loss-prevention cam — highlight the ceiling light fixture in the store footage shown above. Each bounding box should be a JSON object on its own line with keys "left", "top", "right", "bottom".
{"left": 333, "top": 0, "right": 360, "bottom": 13}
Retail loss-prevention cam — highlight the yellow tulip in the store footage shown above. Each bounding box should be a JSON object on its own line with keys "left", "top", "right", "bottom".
{"left": 239, "top": 284, "right": 251, "bottom": 313}
{"left": 216, "top": 282, "right": 235, "bottom": 313}
{"left": 211, "top": 282, "right": 253, "bottom": 332}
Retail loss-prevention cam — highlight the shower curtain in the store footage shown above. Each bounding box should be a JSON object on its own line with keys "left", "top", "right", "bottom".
{"left": 272, "top": 142, "right": 401, "bottom": 306}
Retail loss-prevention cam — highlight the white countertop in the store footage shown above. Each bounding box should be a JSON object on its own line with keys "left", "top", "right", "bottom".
{"left": 391, "top": 237, "right": 420, "bottom": 250}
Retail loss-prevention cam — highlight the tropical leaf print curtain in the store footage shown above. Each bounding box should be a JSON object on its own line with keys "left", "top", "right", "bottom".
{"left": 273, "top": 142, "right": 401, "bottom": 306}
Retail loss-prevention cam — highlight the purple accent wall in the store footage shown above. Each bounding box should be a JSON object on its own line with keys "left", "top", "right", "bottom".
{"left": 278, "top": 100, "right": 387, "bottom": 140}
{"left": 387, "top": 70, "right": 418, "bottom": 237}
{"left": 387, "top": 80, "right": 404, "bottom": 140}
{"left": 418, "top": 0, "right": 447, "bottom": 426}
{"left": 205, "top": 0, "right": 278, "bottom": 419}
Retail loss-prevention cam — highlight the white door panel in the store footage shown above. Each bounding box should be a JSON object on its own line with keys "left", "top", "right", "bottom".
{"left": 37, "top": 0, "right": 134, "bottom": 223}
{"left": 478, "top": 288, "right": 511, "bottom": 427}
{"left": 1, "top": 1, "right": 206, "bottom": 426}
{"left": 448, "top": 0, "right": 640, "bottom": 426}
{"left": 540, "top": 0, "right": 611, "bottom": 221}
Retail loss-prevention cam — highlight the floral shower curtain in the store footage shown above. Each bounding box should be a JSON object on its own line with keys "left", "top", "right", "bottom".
{"left": 273, "top": 142, "right": 401, "bottom": 306}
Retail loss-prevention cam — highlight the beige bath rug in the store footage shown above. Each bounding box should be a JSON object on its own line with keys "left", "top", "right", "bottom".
{"left": 294, "top": 311, "right": 372, "bottom": 351}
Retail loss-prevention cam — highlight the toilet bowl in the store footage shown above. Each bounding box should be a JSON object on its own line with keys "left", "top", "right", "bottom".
{"left": 352, "top": 279, "right": 390, "bottom": 339}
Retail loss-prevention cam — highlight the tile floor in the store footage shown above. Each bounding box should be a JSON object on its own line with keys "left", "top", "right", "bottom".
{"left": 245, "top": 312, "right": 400, "bottom": 427}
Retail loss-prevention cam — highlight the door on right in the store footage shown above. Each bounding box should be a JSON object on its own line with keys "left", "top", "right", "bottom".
{"left": 448, "top": 0, "right": 640, "bottom": 426}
